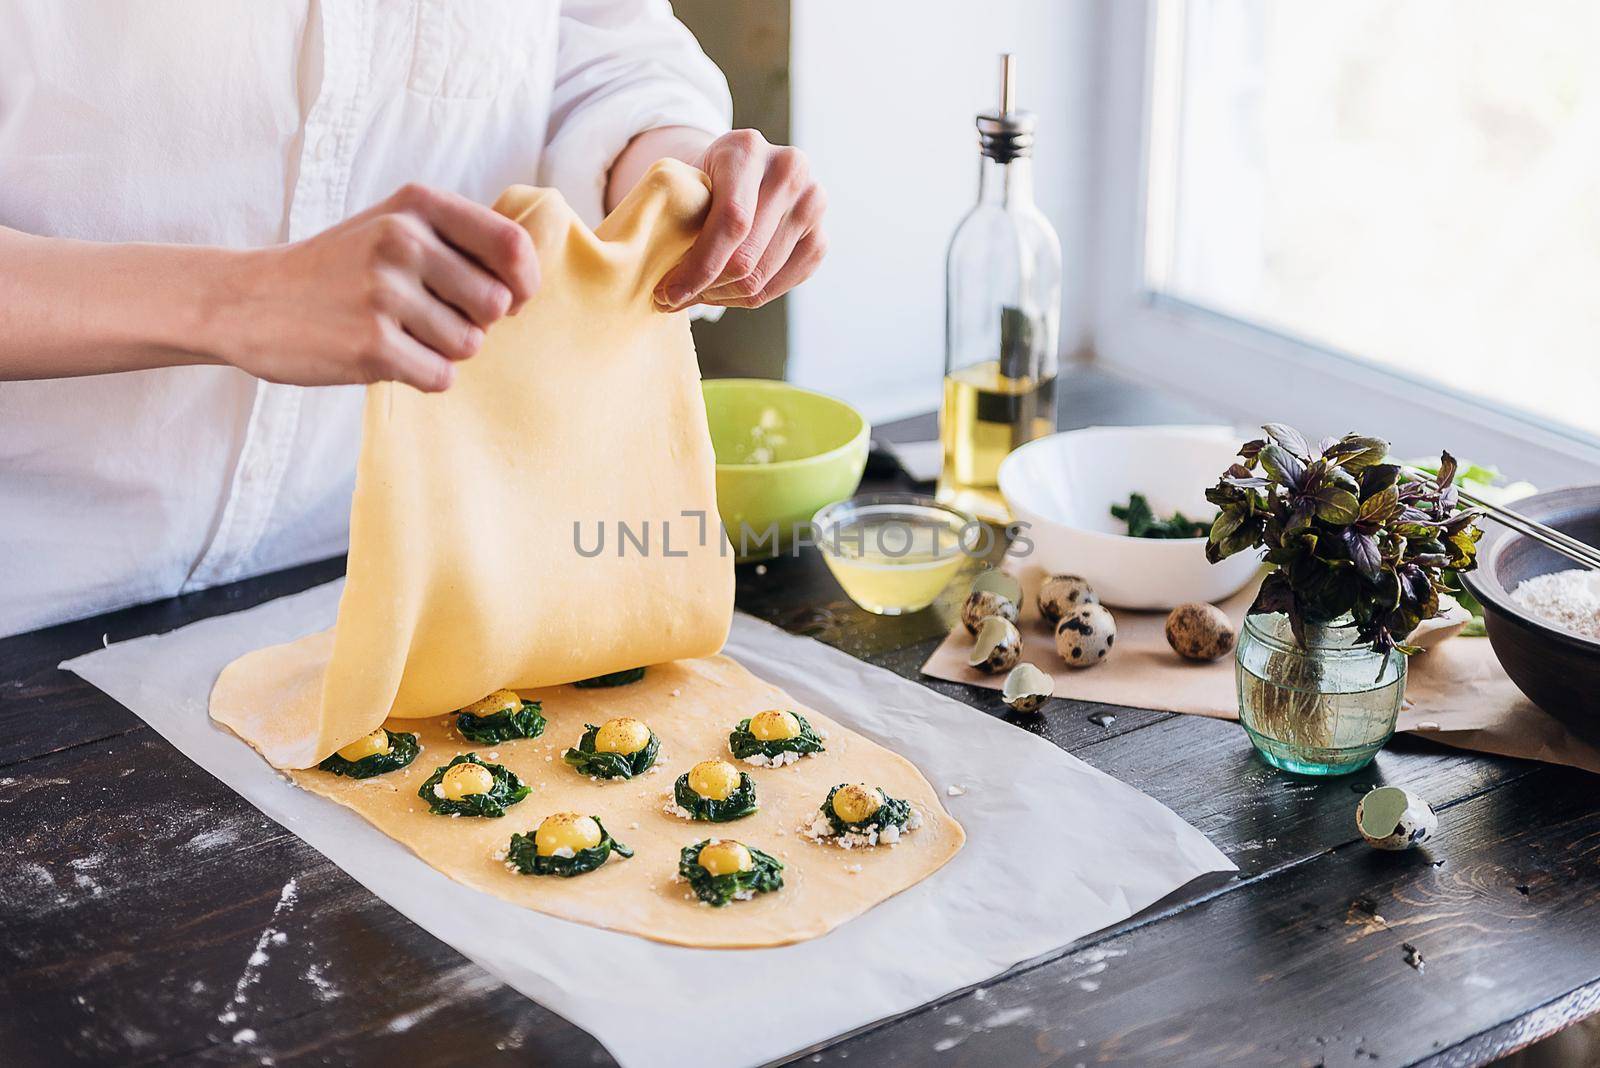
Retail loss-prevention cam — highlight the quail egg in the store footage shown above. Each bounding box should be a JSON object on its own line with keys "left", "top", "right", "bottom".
{"left": 1055, "top": 603, "right": 1116, "bottom": 669}
{"left": 968, "top": 616, "right": 1023, "bottom": 674}
{"left": 1356, "top": 787, "right": 1438, "bottom": 851}
{"left": 1001, "top": 663, "right": 1055, "bottom": 712}
{"left": 1164, "top": 602, "right": 1236, "bottom": 661}
{"left": 1038, "top": 574, "right": 1098, "bottom": 624}
{"left": 960, "top": 570, "right": 1023, "bottom": 635}
{"left": 961, "top": 589, "right": 1019, "bottom": 635}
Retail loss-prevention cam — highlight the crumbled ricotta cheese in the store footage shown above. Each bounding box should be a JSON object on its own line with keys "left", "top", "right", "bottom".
{"left": 741, "top": 750, "right": 802, "bottom": 768}
{"left": 663, "top": 800, "right": 694, "bottom": 820}
{"left": 802, "top": 810, "right": 919, "bottom": 849}
{"left": 946, "top": 784, "right": 968, "bottom": 797}
{"left": 801, "top": 814, "right": 836, "bottom": 840}
{"left": 551, "top": 847, "right": 575, "bottom": 859}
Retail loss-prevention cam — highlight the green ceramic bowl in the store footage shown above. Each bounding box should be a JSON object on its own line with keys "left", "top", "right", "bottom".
{"left": 702, "top": 379, "right": 870, "bottom": 561}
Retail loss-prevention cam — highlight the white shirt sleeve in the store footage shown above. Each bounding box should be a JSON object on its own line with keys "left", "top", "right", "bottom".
{"left": 539, "top": 0, "right": 733, "bottom": 227}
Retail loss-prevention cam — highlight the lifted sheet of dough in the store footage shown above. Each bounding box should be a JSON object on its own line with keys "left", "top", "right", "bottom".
{"left": 211, "top": 160, "right": 734, "bottom": 769}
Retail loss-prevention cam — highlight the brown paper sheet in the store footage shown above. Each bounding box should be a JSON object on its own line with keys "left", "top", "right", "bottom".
{"left": 921, "top": 566, "right": 1600, "bottom": 775}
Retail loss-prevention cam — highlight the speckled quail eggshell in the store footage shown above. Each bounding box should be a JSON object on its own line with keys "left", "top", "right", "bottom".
{"left": 1055, "top": 603, "right": 1116, "bottom": 669}
{"left": 1356, "top": 786, "right": 1438, "bottom": 851}
{"left": 968, "top": 616, "right": 1023, "bottom": 674}
{"left": 1001, "top": 663, "right": 1055, "bottom": 712}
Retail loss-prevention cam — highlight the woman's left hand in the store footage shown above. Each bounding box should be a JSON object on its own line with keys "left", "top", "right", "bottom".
{"left": 654, "top": 129, "right": 828, "bottom": 311}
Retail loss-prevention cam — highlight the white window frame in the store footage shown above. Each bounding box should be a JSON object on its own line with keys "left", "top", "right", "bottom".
{"left": 1088, "top": 0, "right": 1600, "bottom": 487}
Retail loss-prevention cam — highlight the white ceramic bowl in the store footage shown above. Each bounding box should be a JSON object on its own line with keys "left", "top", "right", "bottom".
{"left": 998, "top": 425, "right": 1263, "bottom": 610}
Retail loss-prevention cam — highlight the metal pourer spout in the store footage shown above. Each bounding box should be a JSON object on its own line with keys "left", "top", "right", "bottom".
{"left": 977, "top": 52, "right": 1035, "bottom": 163}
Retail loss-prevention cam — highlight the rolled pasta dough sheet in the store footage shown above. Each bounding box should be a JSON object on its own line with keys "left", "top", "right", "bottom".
{"left": 211, "top": 161, "right": 735, "bottom": 769}
{"left": 291, "top": 656, "right": 965, "bottom": 949}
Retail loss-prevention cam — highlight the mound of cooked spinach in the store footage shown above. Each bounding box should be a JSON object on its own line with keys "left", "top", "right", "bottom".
{"left": 562, "top": 723, "right": 660, "bottom": 779}
{"left": 505, "top": 818, "right": 633, "bottom": 878}
{"left": 316, "top": 730, "right": 419, "bottom": 779}
{"left": 673, "top": 771, "right": 759, "bottom": 822}
{"left": 574, "top": 666, "right": 647, "bottom": 688}
{"left": 1111, "top": 493, "right": 1211, "bottom": 539}
{"left": 417, "top": 753, "right": 530, "bottom": 817}
{"left": 727, "top": 712, "right": 826, "bottom": 762}
{"left": 679, "top": 841, "right": 784, "bottom": 907}
{"left": 456, "top": 698, "right": 546, "bottom": 744}
{"left": 820, "top": 784, "right": 913, "bottom": 837}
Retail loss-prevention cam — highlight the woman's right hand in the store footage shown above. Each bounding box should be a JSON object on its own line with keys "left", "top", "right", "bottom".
{"left": 212, "top": 184, "right": 540, "bottom": 392}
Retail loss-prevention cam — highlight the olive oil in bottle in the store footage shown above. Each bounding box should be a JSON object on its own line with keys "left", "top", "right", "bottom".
{"left": 940, "top": 360, "right": 1056, "bottom": 519}
{"left": 936, "top": 54, "right": 1061, "bottom": 522}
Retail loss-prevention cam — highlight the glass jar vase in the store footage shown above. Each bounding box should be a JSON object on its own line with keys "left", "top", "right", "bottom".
{"left": 1235, "top": 612, "right": 1406, "bottom": 776}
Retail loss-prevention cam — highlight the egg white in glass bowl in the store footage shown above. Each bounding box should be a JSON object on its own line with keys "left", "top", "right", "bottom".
{"left": 997, "top": 425, "right": 1263, "bottom": 610}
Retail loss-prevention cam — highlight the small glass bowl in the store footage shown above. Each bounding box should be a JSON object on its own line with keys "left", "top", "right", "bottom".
{"left": 812, "top": 494, "right": 979, "bottom": 615}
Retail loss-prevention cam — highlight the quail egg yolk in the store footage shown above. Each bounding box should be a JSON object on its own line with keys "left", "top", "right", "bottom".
{"left": 687, "top": 760, "right": 743, "bottom": 801}
{"left": 749, "top": 709, "right": 801, "bottom": 741}
{"left": 832, "top": 784, "right": 883, "bottom": 824}
{"left": 698, "top": 840, "right": 754, "bottom": 876}
{"left": 336, "top": 729, "right": 390, "bottom": 762}
{"left": 462, "top": 689, "right": 521, "bottom": 717}
{"left": 440, "top": 762, "right": 496, "bottom": 800}
{"left": 534, "top": 813, "right": 602, "bottom": 856}
{"left": 594, "top": 717, "right": 651, "bottom": 754}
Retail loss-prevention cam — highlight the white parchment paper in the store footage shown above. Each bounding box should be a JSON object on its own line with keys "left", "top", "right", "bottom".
{"left": 61, "top": 581, "right": 1233, "bottom": 1068}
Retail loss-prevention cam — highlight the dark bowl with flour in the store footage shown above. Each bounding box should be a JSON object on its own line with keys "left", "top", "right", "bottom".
{"left": 1461, "top": 485, "right": 1600, "bottom": 746}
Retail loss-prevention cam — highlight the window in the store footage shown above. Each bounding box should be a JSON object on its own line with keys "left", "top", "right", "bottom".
{"left": 1095, "top": 0, "right": 1600, "bottom": 484}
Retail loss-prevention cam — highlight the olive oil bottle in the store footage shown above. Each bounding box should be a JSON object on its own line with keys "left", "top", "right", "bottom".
{"left": 937, "top": 55, "right": 1061, "bottom": 522}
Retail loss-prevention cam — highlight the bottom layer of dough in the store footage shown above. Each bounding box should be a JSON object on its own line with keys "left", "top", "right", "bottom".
{"left": 288, "top": 655, "right": 965, "bottom": 949}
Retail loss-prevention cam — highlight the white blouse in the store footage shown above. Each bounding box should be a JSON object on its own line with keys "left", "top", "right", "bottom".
{"left": 0, "top": 0, "right": 730, "bottom": 638}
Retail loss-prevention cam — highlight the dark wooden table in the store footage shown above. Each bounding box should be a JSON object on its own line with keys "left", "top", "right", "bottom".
{"left": 4, "top": 368, "right": 1598, "bottom": 1067}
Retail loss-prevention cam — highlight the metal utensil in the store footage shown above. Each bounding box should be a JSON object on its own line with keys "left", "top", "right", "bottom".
{"left": 1402, "top": 467, "right": 1600, "bottom": 571}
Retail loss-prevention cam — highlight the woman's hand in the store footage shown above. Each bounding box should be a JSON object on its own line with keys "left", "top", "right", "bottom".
{"left": 652, "top": 129, "right": 828, "bottom": 312}
{"left": 213, "top": 184, "right": 540, "bottom": 392}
